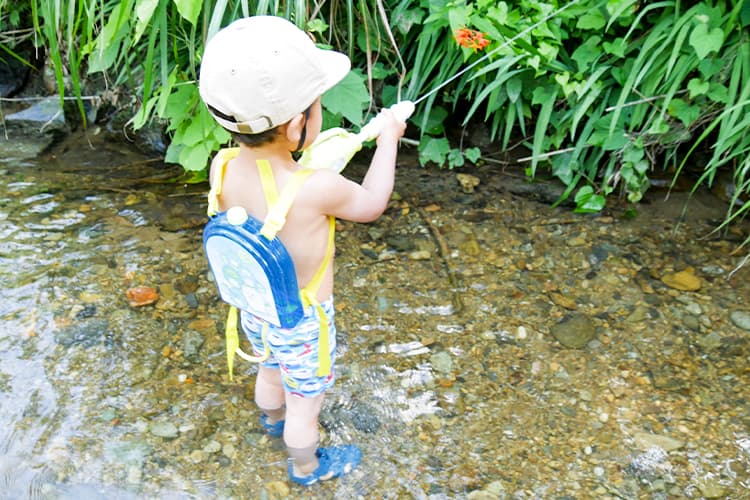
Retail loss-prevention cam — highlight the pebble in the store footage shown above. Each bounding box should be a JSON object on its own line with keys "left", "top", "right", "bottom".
{"left": 730, "top": 310, "right": 750, "bottom": 331}
{"left": 633, "top": 432, "right": 684, "bottom": 451}
{"left": 149, "top": 421, "right": 179, "bottom": 439}
{"left": 661, "top": 269, "right": 702, "bottom": 291}
{"left": 550, "top": 314, "right": 596, "bottom": 349}
{"left": 516, "top": 325, "right": 528, "bottom": 340}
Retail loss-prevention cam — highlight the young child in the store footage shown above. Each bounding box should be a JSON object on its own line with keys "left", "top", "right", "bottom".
{"left": 198, "top": 16, "right": 406, "bottom": 486}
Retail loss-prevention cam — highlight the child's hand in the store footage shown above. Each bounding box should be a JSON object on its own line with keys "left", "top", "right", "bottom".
{"left": 376, "top": 109, "right": 407, "bottom": 145}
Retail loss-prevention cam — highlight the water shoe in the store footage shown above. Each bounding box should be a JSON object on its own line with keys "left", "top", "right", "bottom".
{"left": 288, "top": 445, "right": 362, "bottom": 486}
{"left": 259, "top": 413, "right": 284, "bottom": 438}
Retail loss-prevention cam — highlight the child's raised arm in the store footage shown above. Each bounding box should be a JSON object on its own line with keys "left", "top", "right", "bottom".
{"left": 312, "top": 109, "right": 406, "bottom": 222}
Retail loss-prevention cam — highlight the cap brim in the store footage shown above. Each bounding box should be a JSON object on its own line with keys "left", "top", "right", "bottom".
{"left": 317, "top": 49, "right": 351, "bottom": 95}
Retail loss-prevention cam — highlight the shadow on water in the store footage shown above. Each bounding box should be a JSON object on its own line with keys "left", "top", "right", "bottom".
{"left": 1, "top": 132, "right": 749, "bottom": 499}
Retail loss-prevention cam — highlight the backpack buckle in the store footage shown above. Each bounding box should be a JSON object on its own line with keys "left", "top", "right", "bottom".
{"left": 260, "top": 213, "right": 285, "bottom": 239}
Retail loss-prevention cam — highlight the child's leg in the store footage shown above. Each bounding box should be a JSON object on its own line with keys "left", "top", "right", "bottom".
{"left": 284, "top": 392, "right": 325, "bottom": 476}
{"left": 255, "top": 366, "right": 285, "bottom": 422}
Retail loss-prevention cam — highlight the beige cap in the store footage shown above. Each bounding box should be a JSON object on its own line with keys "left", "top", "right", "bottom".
{"left": 199, "top": 16, "right": 351, "bottom": 134}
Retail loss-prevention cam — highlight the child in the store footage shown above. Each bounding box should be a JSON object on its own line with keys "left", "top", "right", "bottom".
{"left": 198, "top": 16, "right": 406, "bottom": 486}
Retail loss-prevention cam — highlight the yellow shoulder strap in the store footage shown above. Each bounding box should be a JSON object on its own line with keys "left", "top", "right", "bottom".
{"left": 260, "top": 167, "right": 315, "bottom": 240}
{"left": 256, "top": 159, "right": 279, "bottom": 207}
{"left": 300, "top": 215, "right": 336, "bottom": 376}
{"left": 207, "top": 147, "right": 240, "bottom": 217}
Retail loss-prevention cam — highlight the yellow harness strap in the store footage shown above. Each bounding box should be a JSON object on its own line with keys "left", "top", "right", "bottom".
{"left": 207, "top": 148, "right": 335, "bottom": 380}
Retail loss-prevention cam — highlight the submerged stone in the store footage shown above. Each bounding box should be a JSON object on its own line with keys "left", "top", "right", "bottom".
{"left": 149, "top": 421, "right": 179, "bottom": 439}
{"left": 729, "top": 310, "right": 750, "bottom": 331}
{"left": 550, "top": 314, "right": 595, "bottom": 349}
{"left": 633, "top": 431, "right": 684, "bottom": 452}
{"left": 661, "top": 269, "right": 701, "bottom": 291}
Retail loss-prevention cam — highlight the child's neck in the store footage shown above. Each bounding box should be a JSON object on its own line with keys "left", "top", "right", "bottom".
{"left": 238, "top": 143, "right": 297, "bottom": 169}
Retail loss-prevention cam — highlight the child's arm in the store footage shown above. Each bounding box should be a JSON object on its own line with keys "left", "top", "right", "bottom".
{"left": 313, "top": 110, "right": 406, "bottom": 222}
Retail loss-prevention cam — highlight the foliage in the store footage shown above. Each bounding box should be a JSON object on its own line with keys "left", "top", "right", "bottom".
{"left": 8, "top": 0, "right": 750, "bottom": 241}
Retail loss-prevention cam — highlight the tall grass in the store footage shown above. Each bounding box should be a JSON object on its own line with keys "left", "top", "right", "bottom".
{"left": 6, "top": 0, "right": 750, "bottom": 250}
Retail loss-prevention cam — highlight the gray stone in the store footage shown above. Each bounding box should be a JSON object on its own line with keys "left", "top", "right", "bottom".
{"left": 730, "top": 310, "right": 750, "bottom": 331}
{"left": 183, "top": 330, "right": 205, "bottom": 361}
{"left": 5, "top": 96, "right": 67, "bottom": 134}
{"left": 149, "top": 421, "right": 179, "bottom": 439}
{"left": 55, "top": 319, "right": 110, "bottom": 347}
{"left": 633, "top": 431, "right": 684, "bottom": 452}
{"left": 550, "top": 314, "right": 596, "bottom": 349}
{"left": 430, "top": 351, "right": 453, "bottom": 374}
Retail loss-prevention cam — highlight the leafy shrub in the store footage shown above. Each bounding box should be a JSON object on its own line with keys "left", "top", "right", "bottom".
{"left": 11, "top": 0, "right": 750, "bottom": 237}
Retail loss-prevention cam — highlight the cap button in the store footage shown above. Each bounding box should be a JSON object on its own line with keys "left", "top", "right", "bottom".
{"left": 226, "top": 206, "right": 249, "bottom": 225}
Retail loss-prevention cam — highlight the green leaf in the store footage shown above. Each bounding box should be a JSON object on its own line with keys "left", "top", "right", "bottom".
{"left": 464, "top": 147, "right": 482, "bottom": 164}
{"left": 418, "top": 136, "right": 451, "bottom": 167}
{"left": 487, "top": 3, "right": 509, "bottom": 26}
{"left": 393, "top": 7, "right": 424, "bottom": 34}
{"left": 172, "top": 0, "right": 202, "bottom": 26}
{"left": 574, "top": 185, "right": 606, "bottom": 213}
{"left": 577, "top": 11, "right": 606, "bottom": 30}
{"left": 687, "top": 78, "right": 709, "bottom": 98}
{"left": 179, "top": 141, "right": 213, "bottom": 171}
{"left": 668, "top": 98, "right": 701, "bottom": 127}
{"left": 707, "top": 82, "right": 728, "bottom": 104}
{"left": 447, "top": 149, "right": 465, "bottom": 168}
{"left": 322, "top": 69, "right": 369, "bottom": 125}
{"left": 307, "top": 19, "right": 329, "bottom": 34}
{"left": 134, "top": 0, "right": 158, "bottom": 44}
{"left": 506, "top": 76, "right": 523, "bottom": 103}
{"left": 571, "top": 36, "right": 602, "bottom": 72}
{"left": 689, "top": 23, "right": 723, "bottom": 60}
{"left": 552, "top": 157, "right": 574, "bottom": 185}
{"left": 603, "top": 38, "right": 627, "bottom": 58}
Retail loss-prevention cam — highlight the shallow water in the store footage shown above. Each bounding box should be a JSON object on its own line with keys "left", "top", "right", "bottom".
{"left": 1, "top": 134, "right": 749, "bottom": 499}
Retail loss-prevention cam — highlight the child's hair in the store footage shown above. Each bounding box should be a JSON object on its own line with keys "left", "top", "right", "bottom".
{"left": 231, "top": 129, "right": 279, "bottom": 147}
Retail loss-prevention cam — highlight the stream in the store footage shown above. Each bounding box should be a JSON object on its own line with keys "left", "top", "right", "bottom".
{"left": 1, "top": 132, "right": 749, "bottom": 499}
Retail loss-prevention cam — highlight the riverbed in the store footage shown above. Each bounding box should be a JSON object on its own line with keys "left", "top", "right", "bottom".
{"left": 1, "top": 132, "right": 749, "bottom": 499}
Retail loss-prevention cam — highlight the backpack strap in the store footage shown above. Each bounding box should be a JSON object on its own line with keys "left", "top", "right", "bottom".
{"left": 258, "top": 161, "right": 315, "bottom": 240}
{"left": 300, "top": 215, "right": 336, "bottom": 376}
{"left": 207, "top": 147, "right": 240, "bottom": 217}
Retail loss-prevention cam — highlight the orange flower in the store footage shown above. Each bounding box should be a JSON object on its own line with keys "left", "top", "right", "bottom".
{"left": 454, "top": 28, "right": 490, "bottom": 51}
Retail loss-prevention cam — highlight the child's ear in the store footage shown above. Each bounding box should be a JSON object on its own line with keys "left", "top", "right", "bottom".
{"left": 284, "top": 112, "right": 306, "bottom": 146}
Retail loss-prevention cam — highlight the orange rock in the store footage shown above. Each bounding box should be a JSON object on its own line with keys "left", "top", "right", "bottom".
{"left": 126, "top": 286, "right": 159, "bottom": 307}
{"left": 661, "top": 268, "right": 701, "bottom": 291}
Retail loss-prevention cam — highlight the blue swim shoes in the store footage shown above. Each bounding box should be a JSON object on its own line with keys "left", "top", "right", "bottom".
{"left": 259, "top": 413, "right": 285, "bottom": 438}
{"left": 288, "top": 445, "right": 362, "bottom": 486}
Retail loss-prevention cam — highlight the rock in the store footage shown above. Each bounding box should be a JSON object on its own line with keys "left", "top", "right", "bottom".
{"left": 729, "top": 310, "right": 750, "bottom": 331}
{"left": 661, "top": 268, "right": 701, "bottom": 291}
{"left": 55, "top": 319, "right": 110, "bottom": 347}
{"left": 550, "top": 314, "right": 595, "bottom": 349}
{"left": 431, "top": 351, "right": 453, "bottom": 374}
{"left": 696, "top": 474, "right": 725, "bottom": 498}
{"left": 626, "top": 305, "right": 649, "bottom": 323}
{"left": 408, "top": 250, "right": 432, "bottom": 260}
{"left": 149, "top": 421, "right": 179, "bottom": 439}
{"left": 183, "top": 330, "right": 205, "bottom": 362}
{"left": 350, "top": 402, "right": 381, "bottom": 433}
{"left": 5, "top": 96, "right": 67, "bottom": 135}
{"left": 386, "top": 235, "right": 416, "bottom": 252}
{"left": 126, "top": 286, "right": 159, "bottom": 307}
{"left": 456, "top": 173, "right": 480, "bottom": 193}
{"left": 633, "top": 431, "right": 684, "bottom": 452}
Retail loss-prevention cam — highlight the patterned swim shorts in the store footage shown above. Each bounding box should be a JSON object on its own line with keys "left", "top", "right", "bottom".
{"left": 240, "top": 298, "right": 336, "bottom": 398}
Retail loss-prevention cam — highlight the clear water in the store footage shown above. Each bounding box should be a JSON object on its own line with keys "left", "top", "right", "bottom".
{"left": 1, "top": 136, "right": 749, "bottom": 499}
